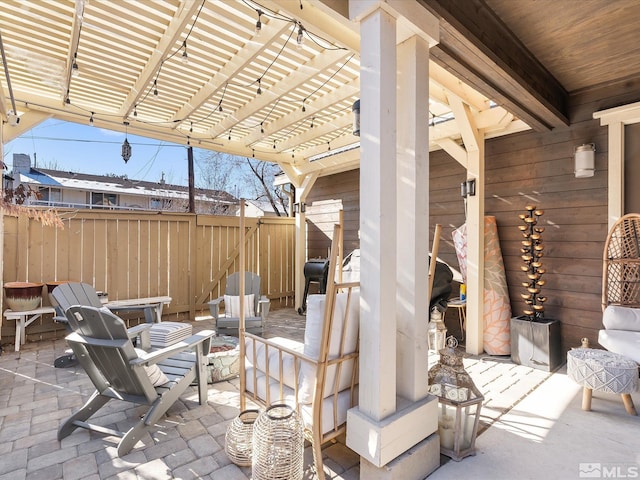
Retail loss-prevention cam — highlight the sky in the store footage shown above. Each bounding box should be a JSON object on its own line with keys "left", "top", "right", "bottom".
{"left": 3, "top": 118, "right": 235, "bottom": 188}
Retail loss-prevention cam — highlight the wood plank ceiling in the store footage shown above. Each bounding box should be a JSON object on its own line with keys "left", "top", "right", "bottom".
{"left": 0, "top": 0, "right": 528, "bottom": 179}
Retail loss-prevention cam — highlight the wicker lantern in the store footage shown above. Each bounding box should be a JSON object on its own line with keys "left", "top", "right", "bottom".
{"left": 225, "top": 409, "right": 260, "bottom": 466}
{"left": 252, "top": 403, "right": 304, "bottom": 480}
{"left": 428, "top": 337, "right": 484, "bottom": 461}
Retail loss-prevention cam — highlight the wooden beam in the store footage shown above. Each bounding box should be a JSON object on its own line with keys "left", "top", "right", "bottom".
{"left": 421, "top": 0, "right": 569, "bottom": 131}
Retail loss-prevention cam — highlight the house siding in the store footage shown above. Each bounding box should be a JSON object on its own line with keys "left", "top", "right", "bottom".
{"left": 304, "top": 79, "right": 640, "bottom": 354}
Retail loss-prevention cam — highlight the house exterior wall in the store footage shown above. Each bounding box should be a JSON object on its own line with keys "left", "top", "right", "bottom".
{"left": 304, "top": 79, "right": 640, "bottom": 354}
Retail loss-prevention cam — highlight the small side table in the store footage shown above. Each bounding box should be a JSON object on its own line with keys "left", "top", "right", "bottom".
{"left": 444, "top": 297, "right": 466, "bottom": 341}
{"left": 567, "top": 348, "right": 638, "bottom": 416}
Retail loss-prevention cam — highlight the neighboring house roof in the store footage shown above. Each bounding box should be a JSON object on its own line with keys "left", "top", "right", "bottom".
{"left": 19, "top": 168, "right": 237, "bottom": 204}
{"left": 243, "top": 199, "right": 280, "bottom": 216}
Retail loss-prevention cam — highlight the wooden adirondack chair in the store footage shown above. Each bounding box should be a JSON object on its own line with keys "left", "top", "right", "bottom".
{"left": 208, "top": 272, "right": 270, "bottom": 334}
{"left": 59, "top": 304, "right": 214, "bottom": 456}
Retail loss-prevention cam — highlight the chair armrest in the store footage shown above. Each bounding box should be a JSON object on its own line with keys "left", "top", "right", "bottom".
{"left": 258, "top": 296, "right": 270, "bottom": 319}
{"left": 132, "top": 329, "right": 215, "bottom": 367}
{"left": 208, "top": 297, "right": 223, "bottom": 320}
{"left": 127, "top": 323, "right": 153, "bottom": 350}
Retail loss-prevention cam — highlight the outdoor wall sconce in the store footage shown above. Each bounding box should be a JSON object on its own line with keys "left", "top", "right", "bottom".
{"left": 7, "top": 110, "right": 19, "bottom": 126}
{"left": 460, "top": 179, "right": 476, "bottom": 198}
{"left": 574, "top": 143, "right": 595, "bottom": 178}
{"left": 293, "top": 202, "right": 305, "bottom": 213}
{"left": 352, "top": 99, "right": 360, "bottom": 137}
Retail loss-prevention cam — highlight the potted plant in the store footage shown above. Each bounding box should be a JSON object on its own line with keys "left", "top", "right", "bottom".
{"left": 510, "top": 205, "right": 562, "bottom": 371}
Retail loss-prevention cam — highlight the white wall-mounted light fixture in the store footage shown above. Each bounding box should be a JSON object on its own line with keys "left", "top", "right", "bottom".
{"left": 7, "top": 110, "right": 19, "bottom": 126}
{"left": 352, "top": 99, "right": 360, "bottom": 136}
{"left": 574, "top": 143, "right": 595, "bottom": 178}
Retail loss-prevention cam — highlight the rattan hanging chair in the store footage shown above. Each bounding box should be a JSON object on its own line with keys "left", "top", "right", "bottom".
{"left": 602, "top": 213, "right": 640, "bottom": 311}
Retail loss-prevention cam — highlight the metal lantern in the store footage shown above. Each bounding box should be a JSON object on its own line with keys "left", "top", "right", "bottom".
{"left": 428, "top": 337, "right": 484, "bottom": 461}
{"left": 428, "top": 306, "right": 448, "bottom": 352}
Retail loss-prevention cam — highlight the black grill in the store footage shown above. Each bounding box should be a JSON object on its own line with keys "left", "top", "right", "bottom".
{"left": 298, "top": 258, "right": 329, "bottom": 314}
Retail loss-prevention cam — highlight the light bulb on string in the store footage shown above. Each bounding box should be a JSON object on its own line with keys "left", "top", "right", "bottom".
{"left": 296, "top": 23, "right": 304, "bottom": 48}
{"left": 89, "top": 112, "right": 94, "bottom": 126}
{"left": 255, "top": 10, "right": 262, "bottom": 36}
{"left": 190, "top": 122, "right": 193, "bottom": 133}
{"left": 260, "top": 122, "right": 264, "bottom": 134}
{"left": 65, "top": 90, "right": 71, "bottom": 105}
{"left": 218, "top": 101, "right": 223, "bottom": 112}
{"left": 273, "top": 141, "right": 276, "bottom": 150}
{"left": 302, "top": 99, "right": 306, "bottom": 112}
{"left": 181, "top": 41, "right": 188, "bottom": 64}
{"left": 228, "top": 129, "right": 232, "bottom": 141}
{"left": 133, "top": 105, "right": 138, "bottom": 117}
{"left": 71, "top": 52, "right": 79, "bottom": 77}
{"left": 257, "top": 78, "right": 262, "bottom": 95}
{"left": 153, "top": 79, "right": 159, "bottom": 99}
{"left": 310, "top": 117, "right": 314, "bottom": 128}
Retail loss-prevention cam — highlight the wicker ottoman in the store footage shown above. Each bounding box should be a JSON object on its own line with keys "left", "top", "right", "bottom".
{"left": 567, "top": 348, "right": 638, "bottom": 415}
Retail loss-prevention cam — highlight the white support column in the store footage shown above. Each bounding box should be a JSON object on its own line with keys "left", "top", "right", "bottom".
{"left": 347, "top": 4, "right": 440, "bottom": 476}
{"left": 396, "top": 34, "right": 430, "bottom": 401}
{"left": 356, "top": 6, "right": 398, "bottom": 421}
{"left": 293, "top": 173, "right": 318, "bottom": 311}
{"left": 465, "top": 139, "right": 485, "bottom": 355}
{"left": 607, "top": 121, "right": 624, "bottom": 229}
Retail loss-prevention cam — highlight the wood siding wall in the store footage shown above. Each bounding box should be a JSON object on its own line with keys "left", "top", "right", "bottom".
{"left": 305, "top": 79, "right": 640, "bottom": 354}
{"left": 1, "top": 211, "right": 295, "bottom": 345}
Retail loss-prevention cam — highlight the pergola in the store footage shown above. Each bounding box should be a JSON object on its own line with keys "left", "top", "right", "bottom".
{"left": 1, "top": 0, "right": 537, "bottom": 477}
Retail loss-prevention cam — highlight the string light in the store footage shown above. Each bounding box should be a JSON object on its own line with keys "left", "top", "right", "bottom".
{"left": 65, "top": 90, "right": 71, "bottom": 105}
{"left": 190, "top": 122, "right": 193, "bottom": 133}
{"left": 89, "top": 112, "right": 94, "bottom": 126}
{"left": 181, "top": 40, "right": 188, "bottom": 64}
{"left": 133, "top": 105, "right": 138, "bottom": 117}
{"left": 228, "top": 129, "right": 232, "bottom": 141}
{"left": 255, "top": 9, "right": 262, "bottom": 36}
{"left": 71, "top": 52, "right": 79, "bottom": 77}
{"left": 257, "top": 78, "right": 262, "bottom": 95}
{"left": 273, "top": 140, "right": 276, "bottom": 149}
{"left": 260, "top": 122, "right": 264, "bottom": 134}
{"left": 302, "top": 99, "right": 306, "bottom": 112}
{"left": 296, "top": 22, "right": 304, "bottom": 48}
{"left": 310, "top": 117, "right": 314, "bottom": 128}
{"left": 153, "top": 79, "right": 158, "bottom": 99}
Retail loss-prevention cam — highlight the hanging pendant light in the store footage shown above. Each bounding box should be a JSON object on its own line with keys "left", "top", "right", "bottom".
{"left": 122, "top": 121, "right": 132, "bottom": 163}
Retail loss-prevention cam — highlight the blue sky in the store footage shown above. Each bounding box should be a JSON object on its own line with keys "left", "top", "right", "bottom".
{"left": 4, "top": 118, "right": 211, "bottom": 187}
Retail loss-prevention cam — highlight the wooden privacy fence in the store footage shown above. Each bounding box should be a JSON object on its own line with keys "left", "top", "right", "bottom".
{"left": 1, "top": 210, "right": 295, "bottom": 344}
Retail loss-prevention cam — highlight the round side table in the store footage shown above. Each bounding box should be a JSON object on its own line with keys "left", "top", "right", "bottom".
{"left": 567, "top": 348, "right": 638, "bottom": 416}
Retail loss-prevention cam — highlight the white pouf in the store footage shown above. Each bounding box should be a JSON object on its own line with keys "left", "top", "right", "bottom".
{"left": 567, "top": 348, "right": 638, "bottom": 415}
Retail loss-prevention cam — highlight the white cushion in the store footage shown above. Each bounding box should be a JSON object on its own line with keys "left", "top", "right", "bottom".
{"left": 603, "top": 306, "right": 640, "bottom": 332}
{"left": 298, "top": 289, "right": 360, "bottom": 404}
{"left": 244, "top": 336, "right": 302, "bottom": 389}
{"left": 224, "top": 294, "right": 255, "bottom": 317}
{"left": 598, "top": 329, "right": 640, "bottom": 363}
{"left": 134, "top": 348, "right": 170, "bottom": 386}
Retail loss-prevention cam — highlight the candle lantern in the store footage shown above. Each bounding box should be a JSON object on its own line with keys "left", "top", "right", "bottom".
{"left": 428, "top": 306, "right": 447, "bottom": 352}
{"left": 428, "top": 337, "right": 484, "bottom": 461}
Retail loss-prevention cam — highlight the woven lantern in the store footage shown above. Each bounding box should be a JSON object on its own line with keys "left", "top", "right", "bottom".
{"left": 225, "top": 409, "right": 260, "bottom": 466}
{"left": 252, "top": 403, "right": 304, "bottom": 480}
{"left": 428, "top": 337, "right": 484, "bottom": 461}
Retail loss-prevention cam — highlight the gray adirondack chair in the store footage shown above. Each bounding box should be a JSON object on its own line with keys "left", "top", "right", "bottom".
{"left": 51, "top": 282, "right": 152, "bottom": 351}
{"left": 59, "top": 304, "right": 214, "bottom": 456}
{"left": 208, "top": 272, "right": 270, "bottom": 334}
